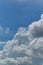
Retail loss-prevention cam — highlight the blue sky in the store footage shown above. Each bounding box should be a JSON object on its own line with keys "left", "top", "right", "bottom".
{"left": 0, "top": 0, "right": 43, "bottom": 41}
{"left": 0, "top": 0, "right": 43, "bottom": 65}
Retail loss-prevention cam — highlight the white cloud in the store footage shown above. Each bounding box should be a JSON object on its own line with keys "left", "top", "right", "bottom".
{"left": 0, "top": 27, "right": 11, "bottom": 50}
{"left": 0, "top": 14, "right": 43, "bottom": 65}
{"left": 0, "top": 42, "right": 6, "bottom": 44}
{"left": 0, "top": 26, "right": 13, "bottom": 41}
{"left": 5, "top": 28, "right": 10, "bottom": 34}
{"left": 0, "top": 26, "right": 11, "bottom": 37}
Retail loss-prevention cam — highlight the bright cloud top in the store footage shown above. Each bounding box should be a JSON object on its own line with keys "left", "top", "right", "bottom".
{"left": 0, "top": 14, "right": 43, "bottom": 65}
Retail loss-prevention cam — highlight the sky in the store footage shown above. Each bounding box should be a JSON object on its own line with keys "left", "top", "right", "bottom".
{"left": 0, "top": 0, "right": 43, "bottom": 65}
{"left": 0, "top": 0, "right": 43, "bottom": 41}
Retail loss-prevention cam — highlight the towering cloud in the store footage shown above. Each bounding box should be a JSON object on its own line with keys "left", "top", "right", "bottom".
{"left": 0, "top": 14, "right": 43, "bottom": 65}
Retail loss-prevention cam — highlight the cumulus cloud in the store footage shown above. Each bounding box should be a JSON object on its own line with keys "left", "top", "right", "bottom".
{"left": 0, "top": 14, "right": 43, "bottom": 65}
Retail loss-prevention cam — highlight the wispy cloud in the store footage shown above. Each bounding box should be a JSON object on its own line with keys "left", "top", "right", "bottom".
{"left": 0, "top": 26, "right": 11, "bottom": 35}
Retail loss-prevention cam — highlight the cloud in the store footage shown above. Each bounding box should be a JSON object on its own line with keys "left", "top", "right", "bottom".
{"left": 0, "top": 26, "right": 12, "bottom": 41}
{"left": 0, "top": 26, "right": 10, "bottom": 35}
{"left": 0, "top": 27, "right": 12, "bottom": 48}
{"left": 0, "top": 14, "right": 43, "bottom": 65}
{"left": 0, "top": 41, "right": 6, "bottom": 50}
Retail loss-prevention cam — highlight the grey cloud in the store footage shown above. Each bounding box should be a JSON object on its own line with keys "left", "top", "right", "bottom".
{"left": 0, "top": 14, "right": 43, "bottom": 65}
